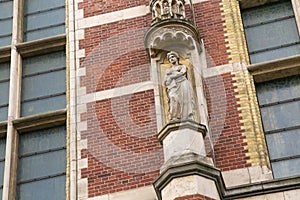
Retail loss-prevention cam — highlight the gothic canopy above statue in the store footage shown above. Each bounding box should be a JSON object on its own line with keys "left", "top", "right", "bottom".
{"left": 150, "top": 0, "right": 186, "bottom": 24}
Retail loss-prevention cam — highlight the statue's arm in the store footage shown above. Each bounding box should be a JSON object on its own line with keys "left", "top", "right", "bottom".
{"left": 170, "top": 65, "right": 187, "bottom": 79}
{"left": 164, "top": 69, "right": 172, "bottom": 86}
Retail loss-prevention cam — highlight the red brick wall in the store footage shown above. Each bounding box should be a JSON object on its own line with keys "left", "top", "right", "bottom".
{"left": 77, "top": 4, "right": 162, "bottom": 197}
{"left": 80, "top": 90, "right": 163, "bottom": 197}
{"left": 204, "top": 73, "right": 250, "bottom": 171}
{"left": 194, "top": 0, "right": 230, "bottom": 67}
{"left": 174, "top": 194, "right": 217, "bottom": 200}
{"left": 77, "top": 0, "right": 249, "bottom": 198}
{"left": 79, "top": 15, "right": 152, "bottom": 94}
{"left": 78, "top": 0, "right": 148, "bottom": 18}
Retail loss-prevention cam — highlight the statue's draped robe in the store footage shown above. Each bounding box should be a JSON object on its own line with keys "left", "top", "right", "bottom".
{"left": 165, "top": 64, "right": 194, "bottom": 121}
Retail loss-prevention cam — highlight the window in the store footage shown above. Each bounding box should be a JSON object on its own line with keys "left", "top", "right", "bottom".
{"left": 242, "top": 0, "right": 300, "bottom": 63}
{"left": 0, "top": 0, "right": 13, "bottom": 47}
{"left": 17, "top": 126, "right": 66, "bottom": 200}
{"left": 0, "top": 0, "right": 67, "bottom": 199}
{"left": 23, "top": 0, "right": 65, "bottom": 41}
{"left": 0, "top": 138, "right": 6, "bottom": 199}
{"left": 256, "top": 75, "right": 300, "bottom": 178}
{"left": 243, "top": 0, "right": 300, "bottom": 179}
{"left": 21, "top": 51, "right": 66, "bottom": 116}
{"left": 0, "top": 62, "right": 10, "bottom": 122}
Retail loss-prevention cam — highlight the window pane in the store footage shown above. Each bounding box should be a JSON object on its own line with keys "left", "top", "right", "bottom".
{"left": 0, "top": 62, "right": 10, "bottom": 81}
{"left": 24, "top": 0, "right": 64, "bottom": 13}
{"left": 22, "top": 51, "right": 65, "bottom": 75}
{"left": 22, "top": 70, "right": 66, "bottom": 101}
{"left": 245, "top": 18, "right": 299, "bottom": 53}
{"left": 0, "top": 0, "right": 13, "bottom": 47}
{"left": 17, "top": 126, "right": 66, "bottom": 200}
{"left": 272, "top": 158, "right": 300, "bottom": 179}
{"left": 19, "top": 126, "right": 66, "bottom": 155}
{"left": 256, "top": 75, "right": 300, "bottom": 105}
{"left": 266, "top": 129, "right": 300, "bottom": 160}
{"left": 242, "top": 0, "right": 294, "bottom": 27}
{"left": 0, "top": 137, "right": 6, "bottom": 191}
{"left": 257, "top": 75, "right": 300, "bottom": 178}
{"left": 18, "top": 150, "right": 66, "bottom": 182}
{"left": 24, "top": 8, "right": 65, "bottom": 31}
{"left": 0, "top": 107, "right": 9, "bottom": 122}
{"left": 242, "top": 0, "right": 300, "bottom": 63}
{"left": 0, "top": 162, "right": 4, "bottom": 187}
{"left": 23, "top": 0, "right": 65, "bottom": 41}
{"left": 21, "top": 51, "right": 66, "bottom": 116}
{"left": 0, "top": 62, "right": 10, "bottom": 122}
{"left": 0, "top": 18, "right": 13, "bottom": 35}
{"left": 0, "top": 0, "right": 13, "bottom": 18}
{"left": 0, "top": 36, "right": 11, "bottom": 47}
{"left": 260, "top": 100, "right": 300, "bottom": 132}
{"left": 0, "top": 137, "right": 5, "bottom": 160}
{"left": 21, "top": 95, "right": 66, "bottom": 116}
{"left": 24, "top": 25, "right": 65, "bottom": 42}
{"left": 0, "top": 81, "right": 10, "bottom": 105}
{"left": 17, "top": 176, "right": 66, "bottom": 200}
{"left": 249, "top": 44, "right": 300, "bottom": 64}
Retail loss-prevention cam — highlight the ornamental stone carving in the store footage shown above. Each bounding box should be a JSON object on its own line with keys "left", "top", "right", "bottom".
{"left": 150, "top": 0, "right": 186, "bottom": 24}
{"left": 164, "top": 51, "right": 195, "bottom": 121}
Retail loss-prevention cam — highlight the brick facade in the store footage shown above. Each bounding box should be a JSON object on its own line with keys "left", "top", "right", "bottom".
{"left": 78, "top": 0, "right": 148, "bottom": 18}
{"left": 79, "top": 90, "right": 163, "bottom": 197}
{"left": 195, "top": 0, "right": 231, "bottom": 67}
{"left": 205, "top": 73, "right": 250, "bottom": 170}
{"left": 79, "top": 16, "right": 152, "bottom": 94}
{"left": 71, "top": 0, "right": 269, "bottom": 199}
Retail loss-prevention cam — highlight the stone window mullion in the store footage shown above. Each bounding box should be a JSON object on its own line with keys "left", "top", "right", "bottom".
{"left": 2, "top": 0, "right": 24, "bottom": 199}
{"left": 291, "top": 0, "right": 300, "bottom": 34}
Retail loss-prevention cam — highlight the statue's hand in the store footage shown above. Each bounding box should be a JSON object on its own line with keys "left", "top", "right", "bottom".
{"left": 165, "top": 78, "right": 171, "bottom": 86}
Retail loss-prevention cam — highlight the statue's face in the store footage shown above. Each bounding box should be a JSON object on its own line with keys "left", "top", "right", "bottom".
{"left": 168, "top": 54, "right": 178, "bottom": 64}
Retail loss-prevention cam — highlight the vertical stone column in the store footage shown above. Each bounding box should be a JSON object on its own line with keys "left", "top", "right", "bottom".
{"left": 145, "top": 1, "right": 223, "bottom": 200}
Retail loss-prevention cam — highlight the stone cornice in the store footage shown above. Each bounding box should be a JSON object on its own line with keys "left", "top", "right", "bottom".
{"left": 0, "top": 46, "right": 11, "bottom": 63}
{"left": 224, "top": 176, "right": 300, "bottom": 199}
{"left": 153, "top": 153, "right": 224, "bottom": 200}
{"left": 16, "top": 34, "right": 66, "bottom": 57}
{"left": 247, "top": 54, "right": 300, "bottom": 82}
{"left": 157, "top": 120, "right": 207, "bottom": 144}
{"left": 13, "top": 109, "right": 67, "bottom": 133}
{"left": 153, "top": 152, "right": 300, "bottom": 200}
{"left": 0, "top": 121, "right": 7, "bottom": 137}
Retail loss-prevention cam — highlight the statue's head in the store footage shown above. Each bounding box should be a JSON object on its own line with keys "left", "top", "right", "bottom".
{"left": 167, "top": 51, "right": 179, "bottom": 63}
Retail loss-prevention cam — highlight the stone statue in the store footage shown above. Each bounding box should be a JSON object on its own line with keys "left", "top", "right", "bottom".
{"left": 162, "top": 0, "right": 172, "bottom": 19}
{"left": 164, "top": 51, "right": 195, "bottom": 121}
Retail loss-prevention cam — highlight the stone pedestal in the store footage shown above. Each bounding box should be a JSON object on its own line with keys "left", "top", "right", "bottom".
{"left": 158, "top": 120, "right": 207, "bottom": 161}
{"left": 153, "top": 153, "right": 223, "bottom": 200}
{"left": 154, "top": 121, "right": 223, "bottom": 200}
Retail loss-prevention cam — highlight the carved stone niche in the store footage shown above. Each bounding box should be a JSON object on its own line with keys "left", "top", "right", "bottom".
{"left": 144, "top": 21, "right": 209, "bottom": 128}
{"left": 144, "top": 20, "right": 201, "bottom": 58}
{"left": 150, "top": 0, "right": 186, "bottom": 24}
